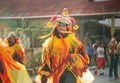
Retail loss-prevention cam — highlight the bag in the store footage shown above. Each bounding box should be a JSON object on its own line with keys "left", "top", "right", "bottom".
{"left": 78, "top": 69, "right": 94, "bottom": 83}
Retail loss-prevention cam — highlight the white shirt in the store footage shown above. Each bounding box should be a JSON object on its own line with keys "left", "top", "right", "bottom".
{"left": 97, "top": 47, "right": 104, "bottom": 58}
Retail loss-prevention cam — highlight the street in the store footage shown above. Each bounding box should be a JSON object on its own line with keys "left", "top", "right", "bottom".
{"left": 31, "top": 65, "right": 120, "bottom": 83}
{"left": 90, "top": 65, "right": 120, "bottom": 83}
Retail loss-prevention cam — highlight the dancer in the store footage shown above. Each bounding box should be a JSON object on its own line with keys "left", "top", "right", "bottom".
{"left": 35, "top": 8, "right": 94, "bottom": 83}
{"left": 0, "top": 37, "right": 32, "bottom": 83}
{"left": 4, "top": 31, "right": 25, "bottom": 64}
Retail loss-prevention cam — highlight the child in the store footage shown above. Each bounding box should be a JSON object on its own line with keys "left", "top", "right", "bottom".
{"left": 96, "top": 42, "right": 106, "bottom": 75}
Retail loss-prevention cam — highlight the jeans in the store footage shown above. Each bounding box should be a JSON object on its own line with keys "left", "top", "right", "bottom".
{"left": 109, "top": 54, "right": 119, "bottom": 78}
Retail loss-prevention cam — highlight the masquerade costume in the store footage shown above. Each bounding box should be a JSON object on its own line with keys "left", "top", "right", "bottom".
{"left": 0, "top": 39, "right": 21, "bottom": 83}
{"left": 35, "top": 8, "right": 94, "bottom": 83}
{"left": 0, "top": 33, "right": 32, "bottom": 83}
{"left": 4, "top": 32, "right": 25, "bottom": 64}
{"left": 0, "top": 38, "right": 32, "bottom": 83}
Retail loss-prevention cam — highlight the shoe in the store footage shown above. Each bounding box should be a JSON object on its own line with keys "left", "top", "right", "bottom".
{"left": 109, "top": 77, "right": 114, "bottom": 80}
{"left": 99, "top": 72, "right": 104, "bottom": 75}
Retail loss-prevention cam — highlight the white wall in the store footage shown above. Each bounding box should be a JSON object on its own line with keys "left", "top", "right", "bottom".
{"left": 98, "top": 18, "right": 120, "bottom": 27}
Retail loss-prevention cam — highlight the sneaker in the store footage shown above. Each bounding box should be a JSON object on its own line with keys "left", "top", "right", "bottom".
{"left": 109, "top": 77, "right": 114, "bottom": 80}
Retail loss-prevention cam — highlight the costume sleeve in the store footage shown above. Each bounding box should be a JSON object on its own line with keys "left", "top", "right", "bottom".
{"left": 17, "top": 44, "right": 25, "bottom": 57}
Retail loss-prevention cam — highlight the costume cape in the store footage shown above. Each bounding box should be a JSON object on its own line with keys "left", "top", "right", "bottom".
{"left": 35, "top": 34, "right": 94, "bottom": 83}
{"left": 0, "top": 46, "right": 32, "bottom": 83}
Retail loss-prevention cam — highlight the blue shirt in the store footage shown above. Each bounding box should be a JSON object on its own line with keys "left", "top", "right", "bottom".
{"left": 86, "top": 46, "right": 93, "bottom": 56}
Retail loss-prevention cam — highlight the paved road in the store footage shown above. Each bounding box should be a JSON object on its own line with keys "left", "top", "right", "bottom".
{"left": 31, "top": 65, "right": 120, "bottom": 83}
{"left": 90, "top": 65, "right": 120, "bottom": 83}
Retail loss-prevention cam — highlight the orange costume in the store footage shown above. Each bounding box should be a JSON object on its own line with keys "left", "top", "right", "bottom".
{"left": 4, "top": 32, "right": 25, "bottom": 64}
{"left": 0, "top": 38, "right": 22, "bottom": 83}
{"left": 0, "top": 37, "right": 32, "bottom": 83}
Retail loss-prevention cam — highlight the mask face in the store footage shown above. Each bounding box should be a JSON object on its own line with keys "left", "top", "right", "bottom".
{"left": 8, "top": 36, "right": 16, "bottom": 46}
{"left": 53, "top": 28, "right": 68, "bottom": 38}
{"left": 58, "top": 23, "right": 67, "bottom": 32}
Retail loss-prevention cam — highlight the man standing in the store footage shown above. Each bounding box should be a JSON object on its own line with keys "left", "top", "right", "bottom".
{"left": 109, "top": 32, "right": 120, "bottom": 80}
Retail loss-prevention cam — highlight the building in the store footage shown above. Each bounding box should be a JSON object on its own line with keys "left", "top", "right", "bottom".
{"left": 0, "top": 0, "right": 120, "bottom": 44}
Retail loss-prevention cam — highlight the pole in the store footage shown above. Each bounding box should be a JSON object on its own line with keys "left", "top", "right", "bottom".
{"left": 111, "top": 15, "right": 115, "bottom": 36}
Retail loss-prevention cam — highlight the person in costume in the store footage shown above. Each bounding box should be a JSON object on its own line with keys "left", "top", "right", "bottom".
{"left": 35, "top": 8, "right": 94, "bottom": 83}
{"left": 0, "top": 38, "right": 21, "bottom": 83}
{"left": 4, "top": 31, "right": 25, "bottom": 64}
{"left": 0, "top": 37, "right": 32, "bottom": 83}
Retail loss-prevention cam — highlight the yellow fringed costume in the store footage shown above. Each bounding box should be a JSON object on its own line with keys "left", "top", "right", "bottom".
{"left": 35, "top": 8, "right": 94, "bottom": 83}
{"left": 10, "top": 43, "right": 25, "bottom": 64}
{"left": 37, "top": 34, "right": 89, "bottom": 83}
{"left": 4, "top": 31, "right": 25, "bottom": 64}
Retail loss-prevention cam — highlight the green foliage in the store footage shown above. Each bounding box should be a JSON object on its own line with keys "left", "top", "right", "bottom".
{"left": 8, "top": 19, "right": 28, "bottom": 28}
{"left": 29, "top": 23, "right": 43, "bottom": 29}
{"left": 7, "top": 19, "right": 52, "bottom": 47}
{"left": 34, "top": 52, "right": 42, "bottom": 67}
{"left": 8, "top": 20, "right": 17, "bottom": 28}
